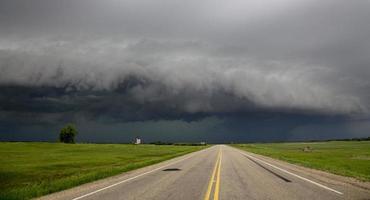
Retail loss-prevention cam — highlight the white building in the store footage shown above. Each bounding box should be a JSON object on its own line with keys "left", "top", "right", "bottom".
{"left": 135, "top": 137, "right": 142, "bottom": 144}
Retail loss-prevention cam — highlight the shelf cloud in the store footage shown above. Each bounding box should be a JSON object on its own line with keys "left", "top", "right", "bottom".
{"left": 1, "top": 0, "right": 370, "bottom": 142}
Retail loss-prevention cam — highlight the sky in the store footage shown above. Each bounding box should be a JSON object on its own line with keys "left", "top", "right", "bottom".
{"left": 0, "top": 0, "right": 370, "bottom": 143}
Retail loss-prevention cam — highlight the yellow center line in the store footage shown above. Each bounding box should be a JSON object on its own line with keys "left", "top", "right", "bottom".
{"left": 214, "top": 150, "right": 222, "bottom": 200}
{"left": 204, "top": 147, "right": 222, "bottom": 200}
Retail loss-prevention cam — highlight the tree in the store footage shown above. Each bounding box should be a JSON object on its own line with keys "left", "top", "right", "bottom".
{"left": 59, "top": 124, "right": 78, "bottom": 143}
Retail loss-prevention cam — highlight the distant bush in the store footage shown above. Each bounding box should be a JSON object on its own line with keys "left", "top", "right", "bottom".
{"left": 148, "top": 141, "right": 207, "bottom": 146}
{"left": 150, "top": 141, "right": 173, "bottom": 145}
{"left": 174, "top": 143, "right": 207, "bottom": 146}
{"left": 59, "top": 124, "right": 78, "bottom": 143}
{"left": 327, "top": 137, "right": 370, "bottom": 142}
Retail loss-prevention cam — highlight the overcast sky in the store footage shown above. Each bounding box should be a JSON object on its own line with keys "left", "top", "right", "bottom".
{"left": 1, "top": 0, "right": 370, "bottom": 142}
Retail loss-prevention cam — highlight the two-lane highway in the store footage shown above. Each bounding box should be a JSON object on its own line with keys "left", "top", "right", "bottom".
{"left": 40, "top": 145, "right": 370, "bottom": 200}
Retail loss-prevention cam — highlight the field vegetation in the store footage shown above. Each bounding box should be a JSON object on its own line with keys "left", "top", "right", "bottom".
{"left": 232, "top": 141, "right": 370, "bottom": 181}
{"left": 0, "top": 142, "right": 207, "bottom": 200}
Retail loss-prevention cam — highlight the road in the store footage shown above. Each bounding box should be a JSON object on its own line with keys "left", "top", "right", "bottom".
{"left": 40, "top": 145, "right": 370, "bottom": 200}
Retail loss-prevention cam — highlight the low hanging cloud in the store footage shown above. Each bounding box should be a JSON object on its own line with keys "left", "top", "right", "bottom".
{"left": 0, "top": 37, "right": 368, "bottom": 116}
{"left": 0, "top": 0, "right": 370, "bottom": 129}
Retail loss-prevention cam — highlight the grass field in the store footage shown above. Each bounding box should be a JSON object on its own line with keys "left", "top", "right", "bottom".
{"left": 0, "top": 142, "right": 207, "bottom": 200}
{"left": 232, "top": 141, "right": 370, "bottom": 181}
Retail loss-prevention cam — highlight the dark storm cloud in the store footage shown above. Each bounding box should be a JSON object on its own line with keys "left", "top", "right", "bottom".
{"left": 0, "top": 0, "right": 370, "bottom": 141}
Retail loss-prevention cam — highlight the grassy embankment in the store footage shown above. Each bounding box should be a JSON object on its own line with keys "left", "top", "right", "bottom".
{"left": 232, "top": 141, "right": 370, "bottom": 181}
{"left": 0, "top": 142, "right": 207, "bottom": 200}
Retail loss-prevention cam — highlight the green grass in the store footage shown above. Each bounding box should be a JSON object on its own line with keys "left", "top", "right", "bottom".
{"left": 0, "top": 142, "right": 208, "bottom": 200}
{"left": 232, "top": 141, "right": 370, "bottom": 181}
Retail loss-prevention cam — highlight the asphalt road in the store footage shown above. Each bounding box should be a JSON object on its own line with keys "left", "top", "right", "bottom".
{"left": 40, "top": 145, "right": 370, "bottom": 200}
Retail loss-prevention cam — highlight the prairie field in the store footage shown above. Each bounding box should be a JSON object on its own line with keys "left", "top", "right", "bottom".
{"left": 233, "top": 141, "right": 370, "bottom": 181}
{"left": 0, "top": 142, "right": 207, "bottom": 200}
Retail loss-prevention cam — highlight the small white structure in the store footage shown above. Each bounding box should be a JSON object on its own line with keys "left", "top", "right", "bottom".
{"left": 135, "top": 137, "right": 142, "bottom": 144}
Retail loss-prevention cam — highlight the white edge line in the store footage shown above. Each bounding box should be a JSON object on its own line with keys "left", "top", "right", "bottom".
{"left": 234, "top": 148, "right": 343, "bottom": 195}
{"left": 72, "top": 146, "right": 213, "bottom": 200}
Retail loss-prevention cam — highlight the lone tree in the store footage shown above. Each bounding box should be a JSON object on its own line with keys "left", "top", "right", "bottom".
{"left": 59, "top": 124, "right": 78, "bottom": 143}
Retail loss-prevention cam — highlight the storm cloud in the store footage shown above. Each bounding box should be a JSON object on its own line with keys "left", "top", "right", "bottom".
{"left": 0, "top": 0, "right": 370, "bottom": 142}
